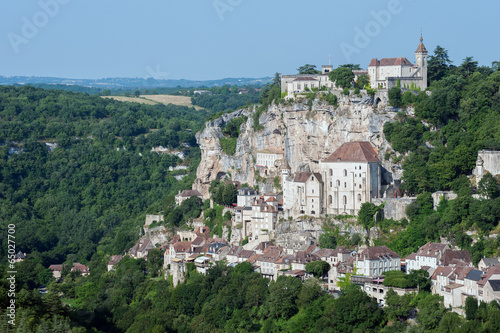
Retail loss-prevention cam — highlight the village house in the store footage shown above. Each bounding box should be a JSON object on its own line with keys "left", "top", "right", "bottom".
{"left": 107, "top": 255, "right": 124, "bottom": 271}
{"left": 478, "top": 258, "right": 500, "bottom": 271}
{"left": 281, "top": 65, "right": 335, "bottom": 98}
{"left": 283, "top": 171, "right": 324, "bottom": 217}
{"left": 128, "top": 238, "right": 156, "bottom": 259}
{"left": 49, "top": 262, "right": 90, "bottom": 279}
{"left": 405, "top": 242, "right": 450, "bottom": 272}
{"left": 356, "top": 246, "right": 401, "bottom": 277}
{"left": 175, "top": 189, "right": 203, "bottom": 206}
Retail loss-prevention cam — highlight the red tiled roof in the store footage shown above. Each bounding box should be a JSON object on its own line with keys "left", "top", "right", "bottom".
{"left": 406, "top": 253, "right": 417, "bottom": 260}
{"left": 108, "top": 255, "right": 124, "bottom": 266}
{"left": 293, "top": 172, "right": 323, "bottom": 183}
{"left": 440, "top": 249, "right": 472, "bottom": 266}
{"left": 178, "top": 190, "right": 202, "bottom": 197}
{"left": 368, "top": 57, "right": 414, "bottom": 67}
{"left": 293, "top": 77, "right": 318, "bottom": 81}
{"left": 191, "top": 237, "right": 205, "bottom": 246}
{"left": 323, "top": 142, "right": 379, "bottom": 163}
{"left": 415, "top": 36, "right": 428, "bottom": 53}
{"left": 72, "top": 263, "right": 90, "bottom": 274}
{"left": 416, "top": 242, "right": 448, "bottom": 258}
{"left": 360, "top": 246, "right": 400, "bottom": 260}
{"left": 265, "top": 196, "right": 277, "bottom": 202}
{"left": 173, "top": 241, "right": 191, "bottom": 253}
{"left": 49, "top": 264, "right": 63, "bottom": 272}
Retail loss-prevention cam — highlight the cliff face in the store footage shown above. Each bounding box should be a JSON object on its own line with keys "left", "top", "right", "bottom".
{"left": 194, "top": 96, "right": 398, "bottom": 198}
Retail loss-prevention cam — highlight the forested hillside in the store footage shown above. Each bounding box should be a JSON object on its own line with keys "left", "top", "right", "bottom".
{"left": 0, "top": 86, "right": 209, "bottom": 268}
{"left": 381, "top": 50, "right": 500, "bottom": 259}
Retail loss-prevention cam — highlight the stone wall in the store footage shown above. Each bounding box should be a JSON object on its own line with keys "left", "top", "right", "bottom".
{"left": 372, "top": 197, "right": 417, "bottom": 221}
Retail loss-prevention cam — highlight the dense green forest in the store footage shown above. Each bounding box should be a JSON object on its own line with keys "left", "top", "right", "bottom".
{"left": 0, "top": 86, "right": 211, "bottom": 268}
{"left": 4, "top": 258, "right": 499, "bottom": 332}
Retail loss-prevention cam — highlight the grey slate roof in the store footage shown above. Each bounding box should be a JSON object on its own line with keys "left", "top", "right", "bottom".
{"left": 465, "top": 269, "right": 484, "bottom": 282}
{"left": 489, "top": 280, "right": 500, "bottom": 291}
{"left": 482, "top": 258, "right": 500, "bottom": 266}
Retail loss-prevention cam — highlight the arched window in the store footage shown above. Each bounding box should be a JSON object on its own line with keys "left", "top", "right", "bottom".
{"left": 358, "top": 194, "right": 361, "bottom": 201}
{"left": 336, "top": 180, "right": 340, "bottom": 186}
{"left": 344, "top": 169, "right": 347, "bottom": 177}
{"left": 343, "top": 196, "right": 347, "bottom": 205}
{"left": 330, "top": 169, "right": 333, "bottom": 176}
{"left": 328, "top": 195, "right": 332, "bottom": 204}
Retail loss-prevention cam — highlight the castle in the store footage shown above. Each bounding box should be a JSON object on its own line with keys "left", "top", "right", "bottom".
{"left": 280, "top": 35, "right": 428, "bottom": 96}
{"left": 282, "top": 141, "right": 381, "bottom": 217}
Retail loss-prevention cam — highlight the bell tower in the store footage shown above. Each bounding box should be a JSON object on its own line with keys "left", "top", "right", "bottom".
{"left": 415, "top": 34, "right": 428, "bottom": 88}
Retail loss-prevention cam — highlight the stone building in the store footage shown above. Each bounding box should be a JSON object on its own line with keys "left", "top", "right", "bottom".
{"left": 281, "top": 65, "right": 335, "bottom": 97}
{"left": 175, "top": 189, "right": 202, "bottom": 206}
{"left": 319, "top": 141, "right": 381, "bottom": 216}
{"left": 473, "top": 150, "right": 500, "bottom": 184}
{"left": 256, "top": 147, "right": 285, "bottom": 176}
{"left": 368, "top": 35, "right": 428, "bottom": 90}
{"left": 282, "top": 171, "right": 324, "bottom": 217}
{"left": 356, "top": 246, "right": 401, "bottom": 277}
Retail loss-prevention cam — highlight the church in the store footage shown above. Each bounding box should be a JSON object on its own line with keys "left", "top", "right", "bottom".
{"left": 282, "top": 141, "right": 381, "bottom": 217}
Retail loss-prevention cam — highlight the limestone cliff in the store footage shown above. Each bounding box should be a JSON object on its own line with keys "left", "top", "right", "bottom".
{"left": 193, "top": 95, "right": 399, "bottom": 198}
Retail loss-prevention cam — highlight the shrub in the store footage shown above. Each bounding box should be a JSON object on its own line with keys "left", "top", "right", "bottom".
{"left": 220, "top": 137, "right": 237, "bottom": 155}
{"left": 343, "top": 88, "right": 350, "bottom": 96}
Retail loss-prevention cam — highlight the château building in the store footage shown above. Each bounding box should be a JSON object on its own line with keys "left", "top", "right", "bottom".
{"left": 368, "top": 35, "right": 428, "bottom": 90}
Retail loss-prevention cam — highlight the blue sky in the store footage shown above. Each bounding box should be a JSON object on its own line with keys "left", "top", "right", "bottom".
{"left": 1, "top": 0, "right": 498, "bottom": 80}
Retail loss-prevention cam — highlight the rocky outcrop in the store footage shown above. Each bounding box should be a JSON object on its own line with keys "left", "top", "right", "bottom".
{"left": 194, "top": 95, "right": 399, "bottom": 198}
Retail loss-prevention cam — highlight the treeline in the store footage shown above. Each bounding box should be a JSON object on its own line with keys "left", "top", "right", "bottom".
{"left": 0, "top": 85, "right": 210, "bottom": 268}
{"left": 191, "top": 85, "right": 261, "bottom": 113}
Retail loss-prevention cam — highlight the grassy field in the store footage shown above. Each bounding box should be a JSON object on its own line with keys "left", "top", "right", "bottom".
{"left": 101, "top": 96, "right": 159, "bottom": 105}
{"left": 102, "top": 94, "right": 203, "bottom": 110}
{"left": 141, "top": 95, "right": 203, "bottom": 110}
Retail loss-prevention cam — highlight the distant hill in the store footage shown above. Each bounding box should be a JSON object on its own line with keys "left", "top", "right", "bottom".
{"left": 0, "top": 75, "right": 272, "bottom": 89}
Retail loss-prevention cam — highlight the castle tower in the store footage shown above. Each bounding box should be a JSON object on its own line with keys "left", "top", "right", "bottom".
{"left": 415, "top": 34, "right": 428, "bottom": 88}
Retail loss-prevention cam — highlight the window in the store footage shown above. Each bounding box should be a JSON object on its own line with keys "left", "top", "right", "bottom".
{"left": 330, "top": 181, "right": 332, "bottom": 187}
{"left": 343, "top": 196, "right": 347, "bottom": 205}
{"left": 337, "top": 180, "right": 340, "bottom": 186}
{"left": 344, "top": 182, "right": 347, "bottom": 188}
{"left": 312, "top": 199, "right": 314, "bottom": 202}
{"left": 328, "top": 195, "right": 332, "bottom": 204}
{"left": 359, "top": 173, "right": 361, "bottom": 177}
{"left": 312, "top": 189, "right": 314, "bottom": 193}
{"left": 358, "top": 194, "right": 361, "bottom": 201}
{"left": 359, "top": 184, "right": 362, "bottom": 189}
{"left": 330, "top": 169, "right": 333, "bottom": 176}
{"left": 344, "top": 169, "right": 347, "bottom": 176}
{"left": 297, "top": 84, "right": 301, "bottom": 90}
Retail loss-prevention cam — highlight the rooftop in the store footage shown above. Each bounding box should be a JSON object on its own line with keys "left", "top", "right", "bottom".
{"left": 323, "top": 142, "right": 379, "bottom": 163}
